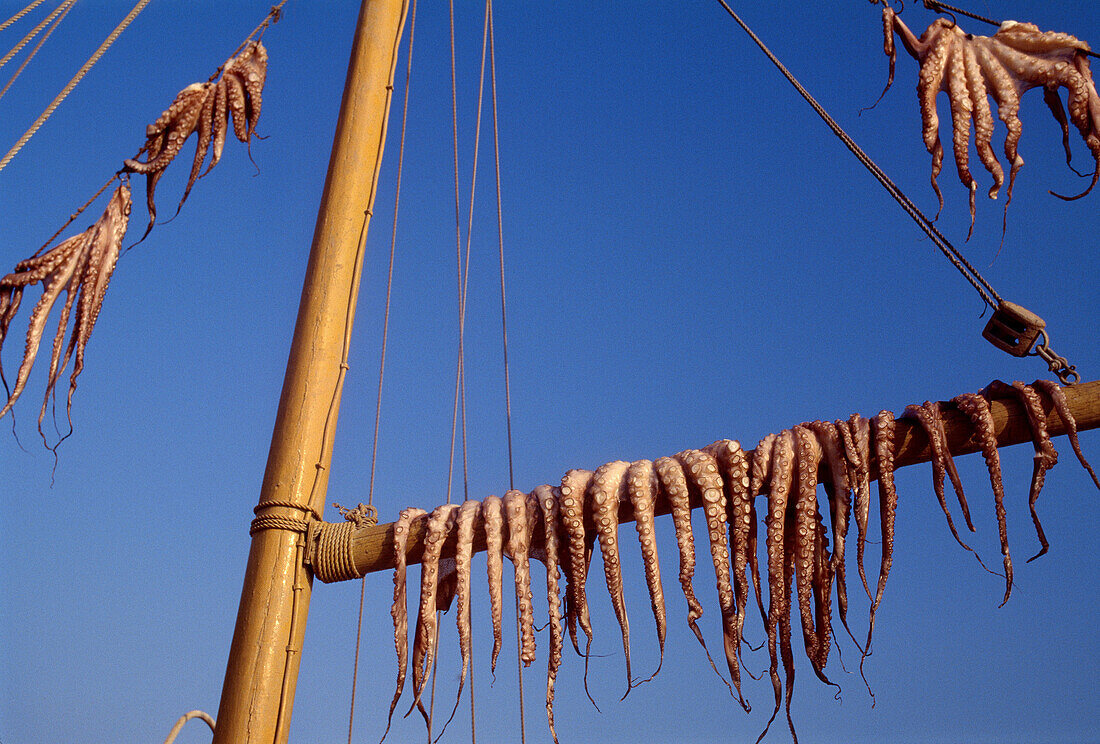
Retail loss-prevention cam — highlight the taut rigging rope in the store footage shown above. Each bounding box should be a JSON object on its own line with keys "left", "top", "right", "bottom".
{"left": 0, "top": 0, "right": 153, "bottom": 174}
{"left": 0, "top": 0, "right": 76, "bottom": 104}
{"left": 0, "top": 0, "right": 72, "bottom": 75}
{"left": 346, "top": 1, "right": 417, "bottom": 741}
{"left": 0, "top": 0, "right": 48, "bottom": 33}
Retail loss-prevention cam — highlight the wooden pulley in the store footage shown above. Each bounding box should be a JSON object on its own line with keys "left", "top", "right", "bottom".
{"left": 982, "top": 301, "right": 1046, "bottom": 357}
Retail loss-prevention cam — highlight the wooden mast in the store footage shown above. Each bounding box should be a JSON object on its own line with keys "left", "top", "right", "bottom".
{"left": 212, "top": 1, "right": 406, "bottom": 742}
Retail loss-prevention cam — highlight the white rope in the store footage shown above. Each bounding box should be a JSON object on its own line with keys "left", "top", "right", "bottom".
{"left": 0, "top": 0, "right": 73, "bottom": 73}
{"left": 161, "top": 710, "right": 215, "bottom": 744}
{"left": 0, "top": 0, "right": 48, "bottom": 33}
{"left": 0, "top": 0, "right": 153, "bottom": 174}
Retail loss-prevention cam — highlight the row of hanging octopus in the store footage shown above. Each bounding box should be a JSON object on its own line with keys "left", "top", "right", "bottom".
{"left": 0, "top": 39, "right": 267, "bottom": 440}
{"left": 382, "top": 379, "right": 1098, "bottom": 743}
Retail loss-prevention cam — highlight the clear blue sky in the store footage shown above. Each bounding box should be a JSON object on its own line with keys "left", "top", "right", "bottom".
{"left": 2, "top": 2, "right": 1098, "bottom": 743}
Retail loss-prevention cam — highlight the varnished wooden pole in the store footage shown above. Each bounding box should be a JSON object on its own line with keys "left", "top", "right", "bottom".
{"left": 212, "top": 2, "right": 407, "bottom": 742}
{"left": 343, "top": 378, "right": 1100, "bottom": 576}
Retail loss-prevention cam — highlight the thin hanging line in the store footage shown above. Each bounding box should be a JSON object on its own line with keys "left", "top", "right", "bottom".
{"left": 715, "top": 0, "right": 1003, "bottom": 310}
{"left": 0, "top": 0, "right": 71, "bottom": 73}
{"left": 484, "top": 2, "right": 527, "bottom": 741}
{"left": 444, "top": 0, "right": 465, "bottom": 509}
{"left": 0, "top": 0, "right": 48, "bottom": 33}
{"left": 489, "top": 0, "right": 515, "bottom": 495}
{"left": 0, "top": 0, "right": 153, "bottom": 174}
{"left": 347, "top": 2, "right": 415, "bottom": 742}
{"left": 0, "top": 0, "right": 76, "bottom": 104}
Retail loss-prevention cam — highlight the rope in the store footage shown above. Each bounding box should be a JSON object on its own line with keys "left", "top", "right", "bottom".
{"left": 0, "top": 0, "right": 70, "bottom": 74}
{"left": 482, "top": 1, "right": 528, "bottom": 739}
{"left": 715, "top": 0, "right": 1003, "bottom": 311}
{"left": 0, "top": 0, "right": 153, "bottom": 174}
{"left": 254, "top": 498, "right": 322, "bottom": 522}
{"left": 0, "top": 0, "right": 48, "bottom": 32}
{"left": 314, "top": 520, "right": 361, "bottom": 583}
{"left": 0, "top": 0, "right": 76, "bottom": 105}
{"left": 161, "top": 710, "right": 215, "bottom": 744}
{"left": 922, "top": 0, "right": 997, "bottom": 27}
{"left": 445, "top": 0, "right": 466, "bottom": 510}
{"left": 249, "top": 514, "right": 310, "bottom": 536}
{"left": 346, "top": 1, "right": 416, "bottom": 742}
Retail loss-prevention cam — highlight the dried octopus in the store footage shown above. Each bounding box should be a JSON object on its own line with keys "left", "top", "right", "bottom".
{"left": 124, "top": 40, "right": 268, "bottom": 238}
{"left": 0, "top": 41, "right": 266, "bottom": 434}
{"left": 383, "top": 380, "right": 1096, "bottom": 743}
{"left": 0, "top": 182, "right": 131, "bottom": 431}
{"left": 879, "top": 5, "right": 1100, "bottom": 231}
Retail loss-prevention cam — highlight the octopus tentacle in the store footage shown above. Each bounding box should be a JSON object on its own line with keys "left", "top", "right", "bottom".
{"left": 1042, "top": 86, "right": 1082, "bottom": 175}
{"left": 1032, "top": 379, "right": 1100, "bottom": 491}
{"left": 779, "top": 483, "right": 800, "bottom": 744}
{"left": 704, "top": 440, "right": 754, "bottom": 669}
{"left": 558, "top": 469, "right": 592, "bottom": 656}
{"left": 805, "top": 421, "right": 858, "bottom": 651}
{"left": 758, "top": 430, "right": 795, "bottom": 743}
{"left": 482, "top": 494, "right": 505, "bottom": 679}
{"left": 837, "top": 415, "right": 873, "bottom": 602}
{"left": 903, "top": 402, "right": 978, "bottom": 554}
{"left": 791, "top": 426, "right": 837, "bottom": 689}
{"left": 962, "top": 42, "right": 1004, "bottom": 201}
{"left": 944, "top": 43, "right": 980, "bottom": 230}
{"left": 654, "top": 455, "right": 731, "bottom": 693}
{"left": 437, "top": 499, "right": 480, "bottom": 738}
{"left": 747, "top": 434, "right": 775, "bottom": 634}
{"left": 678, "top": 448, "right": 750, "bottom": 712}
{"left": 534, "top": 485, "right": 564, "bottom": 744}
{"left": 504, "top": 489, "right": 537, "bottom": 666}
{"left": 953, "top": 392, "right": 1013, "bottom": 604}
{"left": 590, "top": 460, "right": 634, "bottom": 699}
{"left": 408, "top": 503, "right": 459, "bottom": 723}
{"left": 625, "top": 459, "right": 666, "bottom": 682}
{"left": 983, "top": 381, "right": 1059, "bottom": 561}
{"left": 383, "top": 506, "right": 427, "bottom": 742}
{"left": 0, "top": 183, "right": 131, "bottom": 429}
{"left": 916, "top": 22, "right": 955, "bottom": 215}
{"left": 864, "top": 411, "right": 898, "bottom": 665}
{"left": 558, "top": 468, "right": 600, "bottom": 709}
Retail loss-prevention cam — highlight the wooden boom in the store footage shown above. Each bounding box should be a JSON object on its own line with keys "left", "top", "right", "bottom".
{"left": 340, "top": 378, "right": 1100, "bottom": 576}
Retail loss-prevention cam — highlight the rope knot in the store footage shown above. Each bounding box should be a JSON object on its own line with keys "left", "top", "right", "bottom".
{"left": 334, "top": 501, "right": 378, "bottom": 528}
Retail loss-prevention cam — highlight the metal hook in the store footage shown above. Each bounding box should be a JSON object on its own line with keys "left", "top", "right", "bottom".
{"left": 1030, "top": 330, "right": 1081, "bottom": 386}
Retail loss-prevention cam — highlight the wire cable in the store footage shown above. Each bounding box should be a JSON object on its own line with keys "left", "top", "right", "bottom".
{"left": 345, "top": 3, "right": 415, "bottom": 740}
{"left": 484, "top": 2, "right": 527, "bottom": 741}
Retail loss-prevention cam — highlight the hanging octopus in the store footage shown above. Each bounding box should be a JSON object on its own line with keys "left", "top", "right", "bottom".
{"left": 0, "top": 182, "right": 131, "bottom": 432}
{"left": 381, "top": 379, "right": 1097, "bottom": 743}
{"left": 0, "top": 39, "right": 267, "bottom": 439}
{"left": 879, "top": 5, "right": 1100, "bottom": 232}
{"left": 123, "top": 40, "right": 267, "bottom": 238}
